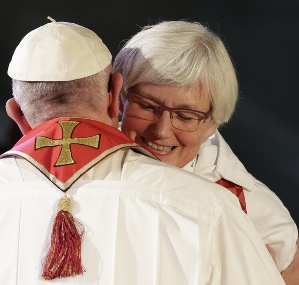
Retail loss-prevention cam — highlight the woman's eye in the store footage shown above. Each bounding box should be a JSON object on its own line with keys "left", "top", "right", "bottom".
{"left": 140, "top": 103, "right": 152, "bottom": 109}
{"left": 175, "top": 112, "right": 194, "bottom": 121}
{"left": 138, "top": 102, "right": 157, "bottom": 111}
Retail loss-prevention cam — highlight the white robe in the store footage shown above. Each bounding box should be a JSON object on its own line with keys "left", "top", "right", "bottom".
{"left": 188, "top": 130, "right": 298, "bottom": 271}
{"left": 0, "top": 137, "right": 285, "bottom": 284}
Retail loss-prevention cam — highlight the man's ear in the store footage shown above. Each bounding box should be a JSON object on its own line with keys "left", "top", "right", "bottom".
{"left": 107, "top": 73, "right": 123, "bottom": 119}
{"left": 6, "top": 98, "right": 32, "bottom": 134}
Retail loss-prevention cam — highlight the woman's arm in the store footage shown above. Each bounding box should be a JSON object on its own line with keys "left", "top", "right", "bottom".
{"left": 282, "top": 239, "right": 299, "bottom": 285}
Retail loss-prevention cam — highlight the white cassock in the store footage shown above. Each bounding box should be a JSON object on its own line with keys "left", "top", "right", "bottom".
{"left": 0, "top": 119, "right": 286, "bottom": 285}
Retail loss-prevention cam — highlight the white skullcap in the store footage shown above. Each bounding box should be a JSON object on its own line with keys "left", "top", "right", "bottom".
{"left": 7, "top": 17, "right": 112, "bottom": 81}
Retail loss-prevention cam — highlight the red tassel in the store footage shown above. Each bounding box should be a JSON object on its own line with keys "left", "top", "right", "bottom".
{"left": 42, "top": 195, "right": 85, "bottom": 280}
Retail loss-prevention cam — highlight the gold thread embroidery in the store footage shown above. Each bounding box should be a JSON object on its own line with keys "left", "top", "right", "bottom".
{"left": 35, "top": 121, "right": 100, "bottom": 166}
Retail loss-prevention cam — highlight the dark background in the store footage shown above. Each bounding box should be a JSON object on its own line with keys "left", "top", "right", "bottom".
{"left": 0, "top": 0, "right": 298, "bottom": 223}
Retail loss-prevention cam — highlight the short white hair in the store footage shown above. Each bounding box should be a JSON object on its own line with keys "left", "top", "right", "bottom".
{"left": 113, "top": 20, "right": 238, "bottom": 124}
{"left": 12, "top": 71, "right": 109, "bottom": 126}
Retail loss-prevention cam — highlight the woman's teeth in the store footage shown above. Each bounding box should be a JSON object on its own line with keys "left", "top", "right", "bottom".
{"left": 147, "top": 141, "right": 173, "bottom": 152}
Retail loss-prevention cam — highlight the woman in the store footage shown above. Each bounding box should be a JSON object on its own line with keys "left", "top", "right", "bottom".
{"left": 113, "top": 20, "right": 298, "bottom": 281}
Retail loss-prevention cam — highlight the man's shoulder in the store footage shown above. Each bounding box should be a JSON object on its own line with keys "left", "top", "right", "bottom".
{"left": 0, "top": 156, "right": 23, "bottom": 184}
{"left": 123, "top": 150, "right": 239, "bottom": 217}
{"left": 0, "top": 156, "right": 18, "bottom": 173}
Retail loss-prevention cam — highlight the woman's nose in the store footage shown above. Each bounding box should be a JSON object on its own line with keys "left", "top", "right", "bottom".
{"left": 150, "top": 110, "right": 173, "bottom": 138}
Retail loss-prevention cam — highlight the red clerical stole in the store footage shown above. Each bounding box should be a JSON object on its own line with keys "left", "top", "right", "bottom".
{"left": 2, "top": 117, "right": 149, "bottom": 191}
{"left": 1, "top": 117, "right": 153, "bottom": 280}
{"left": 216, "top": 178, "right": 247, "bottom": 213}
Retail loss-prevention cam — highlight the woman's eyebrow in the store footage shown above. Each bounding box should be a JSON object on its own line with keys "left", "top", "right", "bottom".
{"left": 129, "top": 87, "right": 203, "bottom": 111}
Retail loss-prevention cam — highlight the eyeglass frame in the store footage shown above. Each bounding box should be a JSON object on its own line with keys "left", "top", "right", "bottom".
{"left": 125, "top": 92, "right": 213, "bottom": 132}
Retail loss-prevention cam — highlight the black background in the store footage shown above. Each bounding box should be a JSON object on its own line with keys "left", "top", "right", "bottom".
{"left": 0, "top": 0, "right": 298, "bottom": 223}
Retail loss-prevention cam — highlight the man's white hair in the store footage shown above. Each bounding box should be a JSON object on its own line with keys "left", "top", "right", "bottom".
{"left": 12, "top": 71, "right": 109, "bottom": 127}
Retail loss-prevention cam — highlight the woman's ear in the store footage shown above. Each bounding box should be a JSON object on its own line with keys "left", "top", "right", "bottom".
{"left": 205, "top": 121, "right": 219, "bottom": 139}
{"left": 107, "top": 72, "right": 123, "bottom": 119}
{"left": 6, "top": 98, "right": 32, "bottom": 134}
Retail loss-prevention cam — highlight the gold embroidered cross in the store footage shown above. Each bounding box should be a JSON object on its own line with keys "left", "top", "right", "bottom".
{"left": 35, "top": 121, "right": 100, "bottom": 166}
